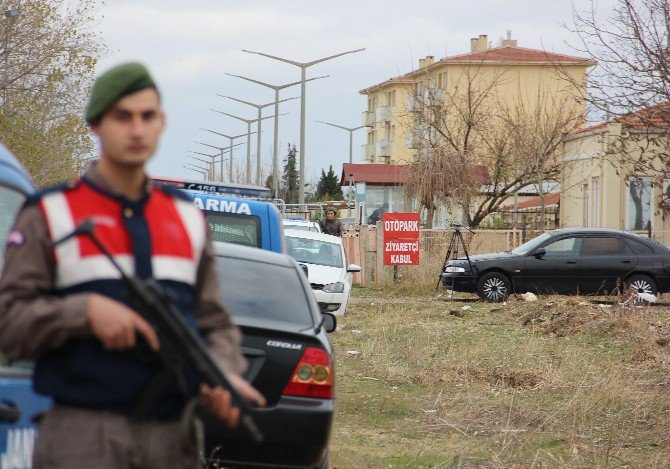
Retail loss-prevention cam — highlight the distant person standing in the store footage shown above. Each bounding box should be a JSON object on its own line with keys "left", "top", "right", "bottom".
{"left": 318, "top": 207, "right": 343, "bottom": 237}
{"left": 367, "top": 202, "right": 389, "bottom": 225}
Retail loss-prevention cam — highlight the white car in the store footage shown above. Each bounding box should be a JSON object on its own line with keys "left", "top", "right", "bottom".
{"left": 282, "top": 218, "right": 322, "bottom": 233}
{"left": 284, "top": 229, "right": 360, "bottom": 316}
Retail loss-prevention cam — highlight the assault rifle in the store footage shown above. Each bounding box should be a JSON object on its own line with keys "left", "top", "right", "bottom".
{"left": 55, "top": 219, "right": 264, "bottom": 443}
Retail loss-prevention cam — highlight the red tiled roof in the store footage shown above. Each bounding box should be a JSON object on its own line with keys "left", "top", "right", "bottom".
{"left": 340, "top": 163, "right": 491, "bottom": 186}
{"left": 341, "top": 163, "right": 406, "bottom": 185}
{"left": 443, "top": 46, "right": 595, "bottom": 65}
{"left": 360, "top": 46, "right": 594, "bottom": 94}
{"left": 568, "top": 103, "right": 670, "bottom": 136}
{"left": 500, "top": 193, "right": 560, "bottom": 211}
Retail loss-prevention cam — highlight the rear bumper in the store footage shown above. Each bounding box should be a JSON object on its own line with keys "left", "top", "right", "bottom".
{"left": 202, "top": 395, "right": 334, "bottom": 468}
{"left": 441, "top": 273, "right": 477, "bottom": 293}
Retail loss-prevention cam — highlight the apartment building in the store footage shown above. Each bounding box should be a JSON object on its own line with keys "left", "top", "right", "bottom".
{"left": 358, "top": 32, "right": 595, "bottom": 164}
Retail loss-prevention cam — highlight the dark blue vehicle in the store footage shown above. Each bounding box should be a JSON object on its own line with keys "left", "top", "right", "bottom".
{"left": 0, "top": 144, "right": 52, "bottom": 467}
{"left": 152, "top": 177, "right": 286, "bottom": 254}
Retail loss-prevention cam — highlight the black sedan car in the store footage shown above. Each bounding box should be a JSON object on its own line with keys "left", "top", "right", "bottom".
{"left": 203, "top": 242, "right": 336, "bottom": 468}
{"left": 441, "top": 228, "right": 670, "bottom": 302}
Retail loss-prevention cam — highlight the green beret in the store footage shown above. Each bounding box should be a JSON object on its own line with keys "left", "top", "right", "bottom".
{"left": 85, "top": 62, "right": 157, "bottom": 123}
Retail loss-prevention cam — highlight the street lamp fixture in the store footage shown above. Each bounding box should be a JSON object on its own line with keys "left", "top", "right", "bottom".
{"left": 225, "top": 73, "right": 328, "bottom": 197}
{"left": 199, "top": 128, "right": 257, "bottom": 183}
{"left": 194, "top": 140, "right": 244, "bottom": 182}
{"left": 218, "top": 95, "right": 297, "bottom": 186}
{"left": 210, "top": 109, "right": 286, "bottom": 185}
{"left": 242, "top": 47, "right": 365, "bottom": 205}
{"left": 317, "top": 121, "right": 370, "bottom": 164}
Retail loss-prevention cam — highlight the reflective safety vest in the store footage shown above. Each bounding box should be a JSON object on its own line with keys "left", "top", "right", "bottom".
{"left": 33, "top": 176, "right": 206, "bottom": 418}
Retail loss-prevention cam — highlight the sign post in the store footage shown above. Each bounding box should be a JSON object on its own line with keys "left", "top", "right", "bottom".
{"left": 382, "top": 213, "right": 420, "bottom": 281}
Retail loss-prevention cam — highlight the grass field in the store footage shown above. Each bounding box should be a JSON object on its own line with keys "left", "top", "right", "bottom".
{"left": 329, "top": 288, "right": 670, "bottom": 468}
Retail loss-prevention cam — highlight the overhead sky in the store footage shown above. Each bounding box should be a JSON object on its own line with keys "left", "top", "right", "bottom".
{"left": 93, "top": 0, "right": 613, "bottom": 184}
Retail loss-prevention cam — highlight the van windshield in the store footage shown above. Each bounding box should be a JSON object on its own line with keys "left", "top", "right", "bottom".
{"left": 0, "top": 184, "right": 25, "bottom": 269}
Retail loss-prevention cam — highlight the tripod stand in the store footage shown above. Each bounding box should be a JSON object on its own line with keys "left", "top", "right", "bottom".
{"left": 434, "top": 224, "right": 475, "bottom": 298}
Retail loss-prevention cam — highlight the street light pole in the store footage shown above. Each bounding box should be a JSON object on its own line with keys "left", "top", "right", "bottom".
{"left": 225, "top": 74, "right": 328, "bottom": 197}
{"left": 189, "top": 151, "right": 219, "bottom": 180}
{"left": 317, "top": 121, "right": 369, "bottom": 164}
{"left": 184, "top": 164, "right": 209, "bottom": 180}
{"left": 242, "top": 48, "right": 365, "bottom": 205}
{"left": 200, "top": 128, "right": 257, "bottom": 183}
{"left": 211, "top": 110, "right": 285, "bottom": 184}
{"left": 218, "top": 95, "right": 297, "bottom": 186}
{"left": 194, "top": 141, "right": 245, "bottom": 181}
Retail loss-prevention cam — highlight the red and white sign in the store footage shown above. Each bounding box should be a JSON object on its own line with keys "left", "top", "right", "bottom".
{"left": 382, "top": 212, "right": 420, "bottom": 265}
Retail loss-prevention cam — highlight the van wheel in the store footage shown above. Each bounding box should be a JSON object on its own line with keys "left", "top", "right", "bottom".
{"left": 477, "top": 272, "right": 510, "bottom": 302}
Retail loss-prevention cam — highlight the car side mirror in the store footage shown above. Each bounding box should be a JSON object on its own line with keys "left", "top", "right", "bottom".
{"left": 533, "top": 248, "right": 547, "bottom": 258}
{"left": 322, "top": 313, "right": 337, "bottom": 333}
{"left": 347, "top": 264, "right": 361, "bottom": 273}
{"left": 299, "top": 263, "right": 309, "bottom": 277}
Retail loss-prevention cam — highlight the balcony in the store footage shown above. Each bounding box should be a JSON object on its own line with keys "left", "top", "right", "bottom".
{"left": 361, "top": 111, "right": 375, "bottom": 127}
{"left": 375, "top": 139, "right": 391, "bottom": 158}
{"left": 406, "top": 133, "right": 417, "bottom": 149}
{"left": 406, "top": 95, "right": 422, "bottom": 113}
{"left": 361, "top": 143, "right": 375, "bottom": 161}
{"left": 375, "top": 106, "right": 391, "bottom": 123}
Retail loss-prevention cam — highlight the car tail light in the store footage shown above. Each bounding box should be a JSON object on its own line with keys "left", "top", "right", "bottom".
{"left": 282, "top": 346, "right": 333, "bottom": 399}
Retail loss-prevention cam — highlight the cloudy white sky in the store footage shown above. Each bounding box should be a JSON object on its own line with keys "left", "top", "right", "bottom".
{"left": 93, "top": 0, "right": 613, "bottom": 184}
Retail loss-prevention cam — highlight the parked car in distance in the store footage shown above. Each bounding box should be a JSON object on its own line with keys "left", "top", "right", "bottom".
{"left": 442, "top": 228, "right": 670, "bottom": 302}
{"left": 203, "top": 242, "right": 337, "bottom": 468}
{"left": 285, "top": 229, "right": 360, "bottom": 316}
{"left": 282, "top": 217, "right": 322, "bottom": 233}
{"left": 0, "top": 144, "right": 52, "bottom": 465}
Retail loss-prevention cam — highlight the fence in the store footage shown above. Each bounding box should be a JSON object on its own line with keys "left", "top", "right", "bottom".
{"left": 342, "top": 227, "right": 545, "bottom": 288}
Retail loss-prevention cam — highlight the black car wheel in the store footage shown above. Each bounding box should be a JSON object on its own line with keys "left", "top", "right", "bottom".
{"left": 477, "top": 272, "right": 510, "bottom": 302}
{"left": 625, "top": 274, "right": 657, "bottom": 298}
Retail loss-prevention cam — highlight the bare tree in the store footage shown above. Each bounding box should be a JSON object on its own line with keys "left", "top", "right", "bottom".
{"left": 565, "top": 0, "right": 670, "bottom": 208}
{"left": 403, "top": 63, "right": 583, "bottom": 227}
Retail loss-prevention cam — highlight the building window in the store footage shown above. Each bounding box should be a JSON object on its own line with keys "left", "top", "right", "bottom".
{"left": 415, "top": 80, "right": 424, "bottom": 96}
{"left": 384, "top": 122, "right": 391, "bottom": 141}
{"left": 592, "top": 177, "right": 599, "bottom": 227}
{"left": 437, "top": 71, "right": 448, "bottom": 89}
{"left": 582, "top": 183, "right": 589, "bottom": 227}
{"left": 626, "top": 178, "right": 652, "bottom": 231}
{"left": 391, "top": 125, "right": 396, "bottom": 142}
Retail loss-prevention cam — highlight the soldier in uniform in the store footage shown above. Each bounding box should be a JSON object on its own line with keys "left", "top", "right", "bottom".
{"left": 318, "top": 207, "right": 343, "bottom": 237}
{"left": 0, "top": 62, "right": 264, "bottom": 468}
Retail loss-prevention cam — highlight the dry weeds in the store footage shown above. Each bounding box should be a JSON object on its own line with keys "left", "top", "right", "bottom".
{"left": 330, "top": 290, "right": 670, "bottom": 468}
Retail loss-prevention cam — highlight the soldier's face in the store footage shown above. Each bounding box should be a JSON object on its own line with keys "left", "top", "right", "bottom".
{"left": 90, "top": 88, "right": 165, "bottom": 169}
{"left": 327, "top": 211, "right": 335, "bottom": 220}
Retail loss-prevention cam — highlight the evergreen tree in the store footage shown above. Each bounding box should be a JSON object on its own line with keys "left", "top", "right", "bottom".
{"left": 281, "top": 143, "right": 299, "bottom": 204}
{"left": 316, "top": 165, "right": 343, "bottom": 201}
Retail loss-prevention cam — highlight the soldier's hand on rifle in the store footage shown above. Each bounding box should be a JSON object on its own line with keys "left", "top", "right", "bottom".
{"left": 200, "top": 374, "right": 265, "bottom": 428}
{"left": 86, "top": 293, "right": 160, "bottom": 351}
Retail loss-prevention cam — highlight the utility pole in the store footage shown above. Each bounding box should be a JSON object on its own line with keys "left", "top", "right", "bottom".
{"left": 242, "top": 48, "right": 365, "bottom": 205}
{"left": 317, "top": 121, "right": 369, "bottom": 164}
{"left": 225, "top": 73, "right": 327, "bottom": 197}
{"left": 218, "top": 95, "right": 297, "bottom": 186}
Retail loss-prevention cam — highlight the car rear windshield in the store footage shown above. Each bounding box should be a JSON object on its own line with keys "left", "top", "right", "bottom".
{"left": 286, "top": 236, "right": 343, "bottom": 268}
{"left": 215, "top": 256, "right": 313, "bottom": 325}
{"left": 206, "top": 213, "right": 261, "bottom": 248}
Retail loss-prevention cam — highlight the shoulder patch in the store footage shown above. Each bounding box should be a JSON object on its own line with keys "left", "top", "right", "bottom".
{"left": 23, "top": 180, "right": 79, "bottom": 206}
{"left": 155, "top": 183, "right": 192, "bottom": 202}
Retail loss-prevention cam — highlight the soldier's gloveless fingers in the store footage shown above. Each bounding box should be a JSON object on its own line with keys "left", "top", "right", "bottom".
{"left": 133, "top": 315, "right": 159, "bottom": 351}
